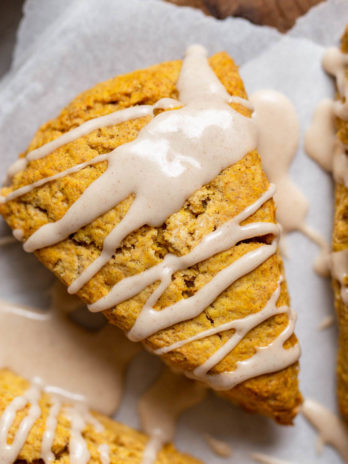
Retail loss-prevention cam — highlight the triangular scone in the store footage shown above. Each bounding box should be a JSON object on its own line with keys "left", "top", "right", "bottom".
{"left": 0, "top": 51, "right": 302, "bottom": 424}
{"left": 0, "top": 369, "right": 201, "bottom": 463}
{"left": 330, "top": 28, "right": 348, "bottom": 420}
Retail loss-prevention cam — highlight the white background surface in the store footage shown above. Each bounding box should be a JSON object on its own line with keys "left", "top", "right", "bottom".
{"left": 0, "top": 0, "right": 348, "bottom": 462}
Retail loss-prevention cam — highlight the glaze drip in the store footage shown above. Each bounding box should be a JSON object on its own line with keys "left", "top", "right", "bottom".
{"left": 41, "top": 397, "right": 61, "bottom": 463}
{"left": 139, "top": 369, "right": 206, "bottom": 464}
{"left": 305, "top": 99, "right": 348, "bottom": 188}
{"left": 98, "top": 444, "right": 110, "bottom": 464}
{"left": 204, "top": 434, "right": 232, "bottom": 458}
{"left": 302, "top": 398, "right": 348, "bottom": 462}
{"left": 251, "top": 89, "right": 330, "bottom": 274}
{"left": 317, "top": 315, "right": 335, "bottom": 331}
{"left": 323, "top": 47, "right": 348, "bottom": 120}
{"left": 331, "top": 250, "right": 348, "bottom": 305}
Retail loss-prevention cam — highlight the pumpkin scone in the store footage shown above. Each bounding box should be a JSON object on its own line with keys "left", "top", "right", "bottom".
{"left": 0, "top": 46, "right": 301, "bottom": 425}
{"left": 306, "top": 27, "right": 348, "bottom": 419}
{"left": 0, "top": 369, "right": 201, "bottom": 464}
{"left": 322, "top": 28, "right": 348, "bottom": 419}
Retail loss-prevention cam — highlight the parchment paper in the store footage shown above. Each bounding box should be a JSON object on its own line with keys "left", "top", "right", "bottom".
{"left": 1, "top": 0, "right": 348, "bottom": 462}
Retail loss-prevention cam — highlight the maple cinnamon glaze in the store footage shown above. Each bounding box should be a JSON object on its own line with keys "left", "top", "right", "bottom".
{"left": 0, "top": 45, "right": 301, "bottom": 423}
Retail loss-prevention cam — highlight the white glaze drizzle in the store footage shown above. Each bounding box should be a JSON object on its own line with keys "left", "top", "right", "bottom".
{"left": 139, "top": 369, "right": 206, "bottom": 464}
{"left": 323, "top": 47, "right": 348, "bottom": 120}
{"left": 129, "top": 241, "right": 279, "bottom": 344}
{"left": 305, "top": 46, "right": 348, "bottom": 300}
{"left": 64, "top": 402, "right": 103, "bottom": 464}
{"left": 189, "top": 308, "right": 299, "bottom": 390}
{"left": 98, "top": 443, "right": 110, "bottom": 464}
{"left": 2, "top": 153, "right": 110, "bottom": 203}
{"left": 12, "top": 229, "right": 24, "bottom": 241}
{"left": 331, "top": 250, "right": 348, "bottom": 305}
{"left": 64, "top": 405, "right": 91, "bottom": 464}
{"left": 41, "top": 397, "right": 61, "bottom": 463}
{"left": 154, "top": 279, "right": 299, "bottom": 390}
{"left": 250, "top": 90, "right": 299, "bottom": 233}
{"left": 154, "top": 278, "right": 284, "bottom": 355}
{"left": 204, "top": 434, "right": 232, "bottom": 458}
{"left": 0, "top": 375, "right": 108, "bottom": 464}
{"left": 1, "top": 98, "right": 181, "bottom": 203}
{"left": 301, "top": 398, "right": 348, "bottom": 462}
{"left": 141, "top": 432, "right": 163, "bottom": 464}
{"left": 306, "top": 99, "right": 337, "bottom": 170}
{"left": 20, "top": 49, "right": 257, "bottom": 300}
{"left": 89, "top": 185, "right": 277, "bottom": 312}
{"left": 305, "top": 99, "right": 348, "bottom": 188}
{"left": 1, "top": 45, "right": 299, "bottom": 391}
{"left": 3, "top": 98, "right": 180, "bottom": 186}
{"left": 251, "top": 89, "right": 330, "bottom": 274}
{"left": 317, "top": 315, "right": 335, "bottom": 330}
{"left": 0, "top": 377, "right": 42, "bottom": 464}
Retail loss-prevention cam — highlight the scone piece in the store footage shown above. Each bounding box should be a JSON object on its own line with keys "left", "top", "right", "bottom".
{"left": 332, "top": 27, "right": 348, "bottom": 420}
{"left": 0, "top": 369, "right": 200, "bottom": 464}
{"left": 0, "top": 51, "right": 301, "bottom": 424}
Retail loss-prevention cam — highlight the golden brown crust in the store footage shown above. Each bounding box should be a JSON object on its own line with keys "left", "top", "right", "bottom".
{"left": 332, "top": 26, "right": 348, "bottom": 420}
{"left": 0, "top": 52, "right": 301, "bottom": 425}
{"left": 0, "top": 369, "right": 201, "bottom": 464}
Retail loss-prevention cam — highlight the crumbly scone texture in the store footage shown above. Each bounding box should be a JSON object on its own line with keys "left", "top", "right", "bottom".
{"left": 333, "top": 27, "right": 348, "bottom": 420}
{"left": 0, "top": 369, "right": 201, "bottom": 464}
{"left": 0, "top": 52, "right": 301, "bottom": 425}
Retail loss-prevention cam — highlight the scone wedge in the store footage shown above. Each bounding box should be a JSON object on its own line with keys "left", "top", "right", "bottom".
{"left": 330, "top": 28, "right": 348, "bottom": 419}
{"left": 0, "top": 369, "right": 201, "bottom": 464}
{"left": 0, "top": 47, "right": 302, "bottom": 424}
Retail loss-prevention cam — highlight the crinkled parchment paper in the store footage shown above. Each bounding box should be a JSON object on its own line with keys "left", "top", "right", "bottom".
{"left": 1, "top": 0, "right": 348, "bottom": 462}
